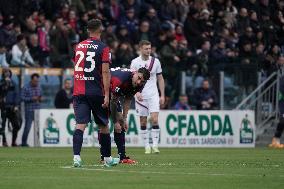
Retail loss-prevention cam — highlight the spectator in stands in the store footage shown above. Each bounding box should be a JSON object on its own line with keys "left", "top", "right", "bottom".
{"left": 183, "top": 8, "right": 201, "bottom": 50}
{"left": 0, "top": 18, "right": 17, "bottom": 50}
{"left": 37, "top": 20, "right": 51, "bottom": 67}
{"left": 49, "top": 16, "right": 75, "bottom": 68}
{"left": 0, "top": 43, "right": 9, "bottom": 67}
{"left": 116, "top": 24, "right": 132, "bottom": 43}
{"left": 264, "top": 44, "right": 281, "bottom": 75}
{"left": 10, "top": 34, "right": 35, "bottom": 67}
{"left": 175, "top": 24, "right": 185, "bottom": 42}
{"left": 115, "top": 42, "right": 134, "bottom": 68}
{"left": 211, "top": 38, "right": 227, "bottom": 64}
{"left": 173, "top": 94, "right": 190, "bottom": 110}
{"left": 77, "top": 12, "right": 89, "bottom": 41}
{"left": 236, "top": 8, "right": 250, "bottom": 35}
{"left": 193, "top": 79, "right": 218, "bottom": 110}
{"left": 21, "top": 73, "right": 42, "bottom": 147}
{"left": 142, "top": 7, "right": 160, "bottom": 36}
{"left": 134, "top": 20, "right": 154, "bottom": 45}
{"left": 119, "top": 8, "right": 138, "bottom": 36}
{"left": 28, "top": 33, "right": 45, "bottom": 66}
{"left": 54, "top": 78, "right": 73, "bottom": 109}
{"left": 159, "top": 38, "right": 181, "bottom": 88}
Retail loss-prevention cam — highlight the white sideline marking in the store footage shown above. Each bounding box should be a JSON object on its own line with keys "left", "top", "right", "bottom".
{"left": 60, "top": 165, "right": 284, "bottom": 178}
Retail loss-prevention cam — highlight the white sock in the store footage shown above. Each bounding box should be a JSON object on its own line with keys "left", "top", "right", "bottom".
{"left": 151, "top": 128, "right": 160, "bottom": 147}
{"left": 73, "top": 155, "right": 81, "bottom": 160}
{"left": 140, "top": 129, "right": 150, "bottom": 148}
{"left": 104, "top": 156, "right": 112, "bottom": 163}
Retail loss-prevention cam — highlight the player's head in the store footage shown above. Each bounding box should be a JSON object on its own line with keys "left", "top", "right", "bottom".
{"left": 87, "top": 19, "right": 103, "bottom": 36}
{"left": 132, "top": 67, "right": 150, "bottom": 87}
{"left": 139, "top": 40, "right": 151, "bottom": 57}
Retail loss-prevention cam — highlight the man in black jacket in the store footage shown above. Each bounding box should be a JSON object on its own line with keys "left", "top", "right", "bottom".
{"left": 0, "top": 68, "right": 21, "bottom": 147}
{"left": 54, "top": 79, "right": 73, "bottom": 109}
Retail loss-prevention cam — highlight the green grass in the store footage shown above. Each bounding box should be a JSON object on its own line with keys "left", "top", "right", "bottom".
{"left": 0, "top": 147, "right": 284, "bottom": 189}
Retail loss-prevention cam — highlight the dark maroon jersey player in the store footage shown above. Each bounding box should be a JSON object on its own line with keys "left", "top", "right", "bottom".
{"left": 110, "top": 67, "right": 147, "bottom": 97}
{"left": 72, "top": 19, "right": 119, "bottom": 168}
{"left": 73, "top": 34, "right": 110, "bottom": 96}
{"left": 98, "top": 67, "right": 150, "bottom": 164}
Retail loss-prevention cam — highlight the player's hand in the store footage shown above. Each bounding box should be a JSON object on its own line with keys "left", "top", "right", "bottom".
{"left": 136, "top": 92, "right": 143, "bottom": 101}
{"left": 114, "top": 122, "right": 122, "bottom": 133}
{"left": 160, "top": 96, "right": 165, "bottom": 106}
{"left": 102, "top": 96, "right": 109, "bottom": 108}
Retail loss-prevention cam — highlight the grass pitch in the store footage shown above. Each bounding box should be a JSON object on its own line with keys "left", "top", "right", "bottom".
{"left": 0, "top": 147, "right": 284, "bottom": 189}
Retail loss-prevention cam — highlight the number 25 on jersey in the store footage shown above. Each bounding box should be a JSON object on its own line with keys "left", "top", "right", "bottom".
{"left": 75, "top": 50, "right": 96, "bottom": 72}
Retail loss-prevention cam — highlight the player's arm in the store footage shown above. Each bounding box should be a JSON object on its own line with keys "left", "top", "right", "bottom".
{"left": 157, "top": 73, "right": 165, "bottom": 105}
{"left": 121, "top": 95, "right": 132, "bottom": 131}
{"left": 122, "top": 96, "right": 132, "bottom": 122}
{"left": 102, "top": 47, "right": 111, "bottom": 108}
{"left": 102, "top": 63, "right": 110, "bottom": 108}
{"left": 110, "top": 94, "right": 119, "bottom": 123}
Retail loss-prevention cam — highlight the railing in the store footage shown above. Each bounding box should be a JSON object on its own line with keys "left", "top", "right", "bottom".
{"left": 235, "top": 69, "right": 282, "bottom": 135}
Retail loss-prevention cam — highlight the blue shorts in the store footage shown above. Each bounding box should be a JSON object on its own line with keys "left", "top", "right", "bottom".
{"left": 73, "top": 95, "right": 109, "bottom": 125}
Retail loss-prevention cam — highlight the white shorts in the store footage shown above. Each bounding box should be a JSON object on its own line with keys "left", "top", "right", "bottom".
{"left": 135, "top": 96, "right": 160, "bottom": 116}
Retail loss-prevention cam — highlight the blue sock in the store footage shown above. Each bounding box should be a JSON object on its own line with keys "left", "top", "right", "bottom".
{"left": 98, "top": 131, "right": 104, "bottom": 161}
{"left": 114, "top": 130, "right": 126, "bottom": 160}
{"left": 100, "top": 133, "right": 111, "bottom": 158}
{"left": 73, "top": 129, "right": 83, "bottom": 155}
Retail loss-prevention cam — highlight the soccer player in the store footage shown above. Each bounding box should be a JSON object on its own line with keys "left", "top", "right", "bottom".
{"left": 130, "top": 40, "right": 165, "bottom": 154}
{"left": 99, "top": 67, "right": 150, "bottom": 164}
{"left": 72, "top": 19, "right": 119, "bottom": 167}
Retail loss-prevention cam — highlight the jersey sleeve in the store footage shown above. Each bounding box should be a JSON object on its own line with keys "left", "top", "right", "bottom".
{"left": 156, "top": 59, "right": 162, "bottom": 74}
{"left": 102, "top": 46, "right": 111, "bottom": 64}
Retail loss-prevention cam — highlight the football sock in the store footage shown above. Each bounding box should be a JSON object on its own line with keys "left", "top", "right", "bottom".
{"left": 100, "top": 133, "right": 111, "bottom": 157}
{"left": 73, "top": 129, "right": 83, "bottom": 155}
{"left": 151, "top": 125, "right": 160, "bottom": 147}
{"left": 114, "top": 130, "right": 126, "bottom": 160}
{"left": 98, "top": 131, "right": 104, "bottom": 161}
{"left": 140, "top": 126, "right": 150, "bottom": 148}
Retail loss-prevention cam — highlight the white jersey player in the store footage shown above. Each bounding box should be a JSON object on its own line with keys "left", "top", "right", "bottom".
{"left": 130, "top": 40, "right": 165, "bottom": 154}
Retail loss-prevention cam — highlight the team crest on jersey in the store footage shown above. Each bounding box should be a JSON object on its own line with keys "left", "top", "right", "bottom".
{"left": 115, "top": 87, "right": 120, "bottom": 93}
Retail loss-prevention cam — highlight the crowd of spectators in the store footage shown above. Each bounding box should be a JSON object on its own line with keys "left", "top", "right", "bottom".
{"left": 1, "top": 0, "right": 284, "bottom": 109}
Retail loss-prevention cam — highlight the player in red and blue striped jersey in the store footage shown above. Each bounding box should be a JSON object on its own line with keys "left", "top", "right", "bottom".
{"left": 72, "top": 19, "right": 119, "bottom": 167}
{"left": 99, "top": 67, "right": 150, "bottom": 164}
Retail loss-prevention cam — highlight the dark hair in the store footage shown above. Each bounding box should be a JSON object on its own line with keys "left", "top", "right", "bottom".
{"left": 139, "top": 40, "right": 151, "bottom": 47}
{"left": 87, "top": 19, "right": 102, "bottom": 32}
{"left": 138, "top": 67, "right": 150, "bottom": 81}
{"left": 31, "top": 73, "right": 40, "bottom": 80}
{"left": 17, "top": 34, "right": 25, "bottom": 42}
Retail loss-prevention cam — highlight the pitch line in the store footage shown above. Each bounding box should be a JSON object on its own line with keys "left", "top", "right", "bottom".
{"left": 60, "top": 165, "right": 284, "bottom": 178}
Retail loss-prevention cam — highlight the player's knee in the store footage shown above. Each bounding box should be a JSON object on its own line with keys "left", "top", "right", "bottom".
{"left": 140, "top": 117, "right": 147, "bottom": 127}
{"left": 151, "top": 117, "right": 159, "bottom": 125}
{"left": 99, "top": 125, "right": 110, "bottom": 134}
{"left": 76, "top": 124, "right": 86, "bottom": 131}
